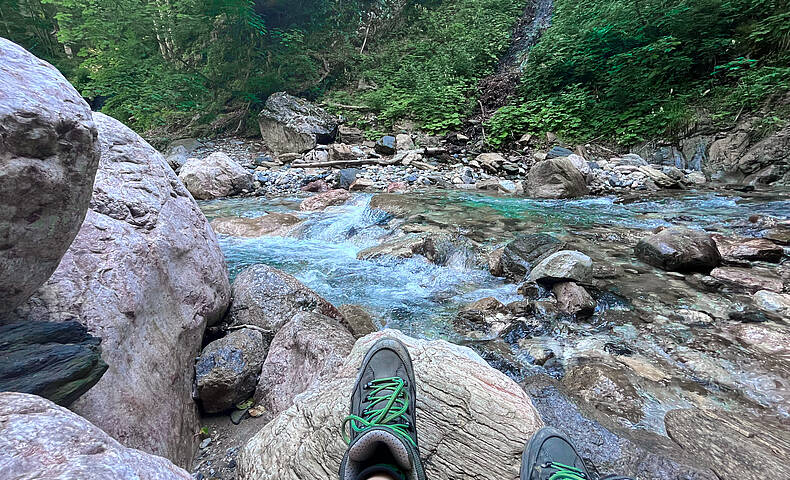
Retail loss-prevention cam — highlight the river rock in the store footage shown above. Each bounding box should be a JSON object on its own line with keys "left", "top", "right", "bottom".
{"left": 0, "top": 321, "right": 107, "bottom": 407}
{"left": 524, "top": 376, "right": 715, "bottom": 480}
{"left": 299, "top": 189, "right": 351, "bottom": 211}
{"left": 349, "top": 177, "right": 375, "bottom": 191}
{"left": 412, "top": 233, "right": 486, "bottom": 268}
{"left": 338, "top": 168, "right": 359, "bottom": 189}
{"left": 527, "top": 157, "right": 589, "bottom": 198}
{"left": 752, "top": 290, "right": 790, "bottom": 317}
{"left": 337, "top": 304, "right": 378, "bottom": 338}
{"left": 710, "top": 266, "right": 783, "bottom": 294}
{"left": 562, "top": 364, "right": 644, "bottom": 424}
{"left": 635, "top": 227, "right": 721, "bottom": 272}
{"left": 356, "top": 235, "right": 424, "bottom": 261}
{"left": 258, "top": 92, "right": 338, "bottom": 154}
{"left": 339, "top": 125, "right": 364, "bottom": 144}
{"left": 711, "top": 234, "right": 784, "bottom": 263}
{"left": 228, "top": 264, "right": 344, "bottom": 349}
{"left": 254, "top": 311, "right": 354, "bottom": 415}
{"left": 195, "top": 328, "right": 265, "bottom": 413}
{"left": 178, "top": 152, "right": 253, "bottom": 200}
{"left": 329, "top": 143, "right": 355, "bottom": 162}
{"left": 0, "top": 38, "right": 100, "bottom": 313}
{"left": 638, "top": 165, "right": 678, "bottom": 188}
{"left": 238, "top": 329, "right": 543, "bottom": 480}
{"left": 210, "top": 213, "right": 301, "bottom": 237}
{"left": 9, "top": 112, "right": 231, "bottom": 466}
{"left": 529, "top": 250, "right": 593, "bottom": 284}
{"left": 546, "top": 146, "right": 574, "bottom": 159}
{"left": 396, "top": 133, "right": 415, "bottom": 151}
{"left": 552, "top": 282, "right": 596, "bottom": 316}
{"left": 476, "top": 152, "right": 506, "bottom": 173}
{"left": 0, "top": 392, "right": 192, "bottom": 479}
{"left": 500, "top": 233, "right": 565, "bottom": 280}
{"left": 665, "top": 408, "right": 790, "bottom": 480}
{"left": 375, "top": 135, "right": 397, "bottom": 155}
{"left": 302, "top": 179, "right": 329, "bottom": 192}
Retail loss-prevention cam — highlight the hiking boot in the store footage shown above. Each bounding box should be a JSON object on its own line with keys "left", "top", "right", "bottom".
{"left": 521, "top": 426, "right": 593, "bottom": 480}
{"left": 339, "top": 338, "right": 425, "bottom": 480}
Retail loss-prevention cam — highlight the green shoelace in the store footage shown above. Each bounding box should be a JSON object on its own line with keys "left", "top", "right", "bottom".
{"left": 541, "top": 462, "right": 588, "bottom": 480}
{"left": 342, "top": 376, "right": 415, "bottom": 447}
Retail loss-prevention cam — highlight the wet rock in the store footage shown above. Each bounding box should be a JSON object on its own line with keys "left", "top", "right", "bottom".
{"left": 562, "top": 364, "right": 645, "bottom": 424}
{"left": 635, "top": 227, "right": 721, "bottom": 272}
{"left": 731, "top": 322, "right": 790, "bottom": 355}
{"left": 368, "top": 193, "right": 419, "bottom": 217}
{"left": 638, "top": 165, "right": 678, "bottom": 188}
{"left": 524, "top": 376, "right": 716, "bottom": 480}
{"left": 0, "top": 392, "right": 192, "bottom": 479}
{"left": 210, "top": 213, "right": 301, "bottom": 238}
{"left": 752, "top": 290, "right": 790, "bottom": 317}
{"left": 302, "top": 179, "right": 329, "bottom": 192}
{"left": 8, "top": 112, "right": 231, "bottom": 466}
{"left": 710, "top": 266, "right": 783, "bottom": 293}
{"left": 665, "top": 408, "right": 790, "bottom": 480}
{"left": 254, "top": 311, "right": 354, "bottom": 415}
{"left": 349, "top": 177, "right": 375, "bottom": 191}
{"left": 258, "top": 92, "right": 338, "bottom": 154}
{"left": 546, "top": 146, "right": 574, "bottom": 159}
{"left": 386, "top": 181, "right": 408, "bottom": 193}
{"left": 228, "top": 264, "right": 344, "bottom": 348}
{"left": 356, "top": 236, "right": 424, "bottom": 261}
{"left": 0, "top": 321, "right": 107, "bottom": 407}
{"left": 488, "top": 247, "right": 505, "bottom": 276}
{"left": 239, "top": 330, "right": 543, "bottom": 480}
{"left": 526, "top": 157, "right": 589, "bottom": 198}
{"left": 337, "top": 304, "right": 378, "bottom": 338}
{"left": 195, "top": 328, "right": 265, "bottom": 413}
{"left": 552, "top": 282, "right": 596, "bottom": 316}
{"left": 685, "top": 171, "right": 707, "bottom": 185}
{"left": 500, "top": 234, "right": 565, "bottom": 281}
{"left": 374, "top": 135, "right": 397, "bottom": 155}
{"left": 712, "top": 234, "right": 784, "bottom": 263}
{"left": 179, "top": 152, "right": 254, "bottom": 200}
{"left": 412, "top": 233, "right": 485, "bottom": 268}
{"left": 299, "top": 189, "right": 351, "bottom": 211}
{"left": 0, "top": 38, "right": 100, "bottom": 313}
{"left": 396, "top": 133, "right": 415, "bottom": 151}
{"left": 338, "top": 125, "right": 364, "bottom": 144}
{"left": 455, "top": 298, "right": 511, "bottom": 336}
{"left": 338, "top": 168, "right": 359, "bottom": 189}
{"left": 529, "top": 250, "right": 593, "bottom": 284}
{"left": 464, "top": 296, "right": 506, "bottom": 313}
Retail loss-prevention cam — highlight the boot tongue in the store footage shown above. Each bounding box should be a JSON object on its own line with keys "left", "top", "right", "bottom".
{"left": 348, "top": 429, "right": 413, "bottom": 472}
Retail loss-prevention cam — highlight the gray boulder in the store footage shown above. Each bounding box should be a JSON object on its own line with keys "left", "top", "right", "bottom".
{"left": 529, "top": 250, "right": 593, "bottom": 284}
{"left": 195, "top": 328, "right": 265, "bottom": 413}
{"left": 9, "top": 113, "right": 231, "bottom": 466}
{"left": 178, "top": 152, "right": 253, "bottom": 200}
{"left": 239, "top": 330, "right": 543, "bottom": 480}
{"left": 546, "top": 146, "right": 574, "bottom": 159}
{"left": 527, "top": 157, "right": 589, "bottom": 198}
{"left": 258, "top": 92, "right": 339, "bottom": 154}
{"left": 635, "top": 227, "right": 721, "bottom": 272}
{"left": 499, "top": 233, "right": 565, "bottom": 280}
{"left": 229, "top": 264, "right": 345, "bottom": 350}
{"left": 254, "top": 311, "right": 354, "bottom": 415}
{"left": 337, "top": 304, "right": 378, "bottom": 338}
{"left": 375, "top": 135, "right": 397, "bottom": 155}
{"left": 0, "top": 392, "right": 191, "bottom": 479}
{"left": 0, "top": 321, "right": 107, "bottom": 406}
{"left": 553, "top": 282, "right": 596, "bottom": 316}
{"left": 0, "top": 38, "right": 100, "bottom": 313}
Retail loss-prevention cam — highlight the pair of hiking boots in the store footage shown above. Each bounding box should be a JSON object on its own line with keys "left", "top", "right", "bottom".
{"left": 339, "top": 338, "right": 633, "bottom": 480}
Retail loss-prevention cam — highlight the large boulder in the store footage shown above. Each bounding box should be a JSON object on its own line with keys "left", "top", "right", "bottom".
{"left": 707, "top": 123, "right": 790, "bottom": 185}
{"left": 238, "top": 330, "right": 543, "bottom": 480}
{"left": 9, "top": 113, "right": 231, "bottom": 466}
{"left": 0, "top": 39, "right": 100, "bottom": 313}
{"left": 258, "top": 92, "right": 339, "bottom": 154}
{"left": 635, "top": 227, "right": 721, "bottom": 272}
{"left": 526, "top": 157, "right": 589, "bottom": 198}
{"left": 0, "top": 321, "right": 107, "bottom": 406}
{"left": 499, "top": 233, "right": 565, "bottom": 280}
{"left": 178, "top": 152, "right": 253, "bottom": 200}
{"left": 0, "top": 392, "right": 191, "bottom": 479}
{"left": 210, "top": 213, "right": 301, "bottom": 238}
{"left": 711, "top": 234, "right": 784, "bottom": 263}
{"left": 195, "top": 328, "right": 265, "bottom": 413}
{"left": 552, "top": 282, "right": 596, "bottom": 316}
{"left": 254, "top": 311, "right": 354, "bottom": 415}
{"left": 528, "top": 250, "right": 593, "bottom": 284}
{"left": 228, "top": 264, "right": 345, "bottom": 349}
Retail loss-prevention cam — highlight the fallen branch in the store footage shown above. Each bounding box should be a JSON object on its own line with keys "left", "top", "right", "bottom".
{"left": 227, "top": 324, "right": 268, "bottom": 334}
{"left": 322, "top": 102, "right": 376, "bottom": 111}
{"left": 291, "top": 158, "right": 397, "bottom": 169}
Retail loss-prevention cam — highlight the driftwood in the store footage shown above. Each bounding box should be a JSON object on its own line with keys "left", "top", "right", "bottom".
{"left": 322, "top": 102, "right": 376, "bottom": 112}
{"left": 291, "top": 158, "right": 399, "bottom": 169}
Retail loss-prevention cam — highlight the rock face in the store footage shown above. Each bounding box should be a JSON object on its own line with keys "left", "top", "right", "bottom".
{"left": 254, "top": 312, "right": 354, "bottom": 415}
{"left": 299, "top": 189, "right": 352, "bottom": 211}
{"left": 9, "top": 113, "right": 231, "bottom": 467}
{"left": 258, "top": 92, "right": 339, "bottom": 154}
{"left": 0, "top": 321, "right": 107, "bottom": 406}
{"left": 707, "top": 124, "right": 790, "bottom": 185}
{"left": 665, "top": 408, "right": 790, "bottom": 480}
{"left": 239, "top": 329, "right": 543, "bottom": 480}
{"left": 210, "top": 213, "right": 301, "bottom": 237}
{"left": 0, "top": 39, "right": 100, "bottom": 313}
{"left": 635, "top": 227, "right": 721, "bottom": 272}
{"left": 526, "top": 157, "right": 589, "bottom": 198}
{"left": 178, "top": 152, "right": 253, "bottom": 200}
{"left": 0, "top": 392, "right": 191, "bottom": 480}
{"left": 229, "top": 264, "right": 344, "bottom": 349}
{"left": 529, "top": 250, "right": 593, "bottom": 284}
{"left": 195, "top": 328, "right": 265, "bottom": 413}
{"left": 500, "top": 234, "right": 565, "bottom": 280}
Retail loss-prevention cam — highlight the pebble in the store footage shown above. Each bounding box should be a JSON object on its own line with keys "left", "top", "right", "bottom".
{"left": 200, "top": 438, "right": 212, "bottom": 449}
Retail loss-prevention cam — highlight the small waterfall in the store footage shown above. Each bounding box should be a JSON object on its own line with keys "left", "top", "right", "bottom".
{"left": 499, "top": 0, "right": 555, "bottom": 74}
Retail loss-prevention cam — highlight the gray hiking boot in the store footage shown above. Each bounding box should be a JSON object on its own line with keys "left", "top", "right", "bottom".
{"left": 339, "top": 338, "right": 426, "bottom": 480}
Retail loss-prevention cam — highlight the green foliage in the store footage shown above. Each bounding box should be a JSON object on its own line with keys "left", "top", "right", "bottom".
{"left": 488, "top": 0, "right": 790, "bottom": 146}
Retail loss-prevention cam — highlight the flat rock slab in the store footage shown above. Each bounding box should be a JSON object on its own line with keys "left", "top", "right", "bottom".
{"left": 239, "top": 329, "right": 543, "bottom": 480}
{"left": 665, "top": 408, "right": 790, "bottom": 480}
{"left": 210, "top": 213, "right": 301, "bottom": 237}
